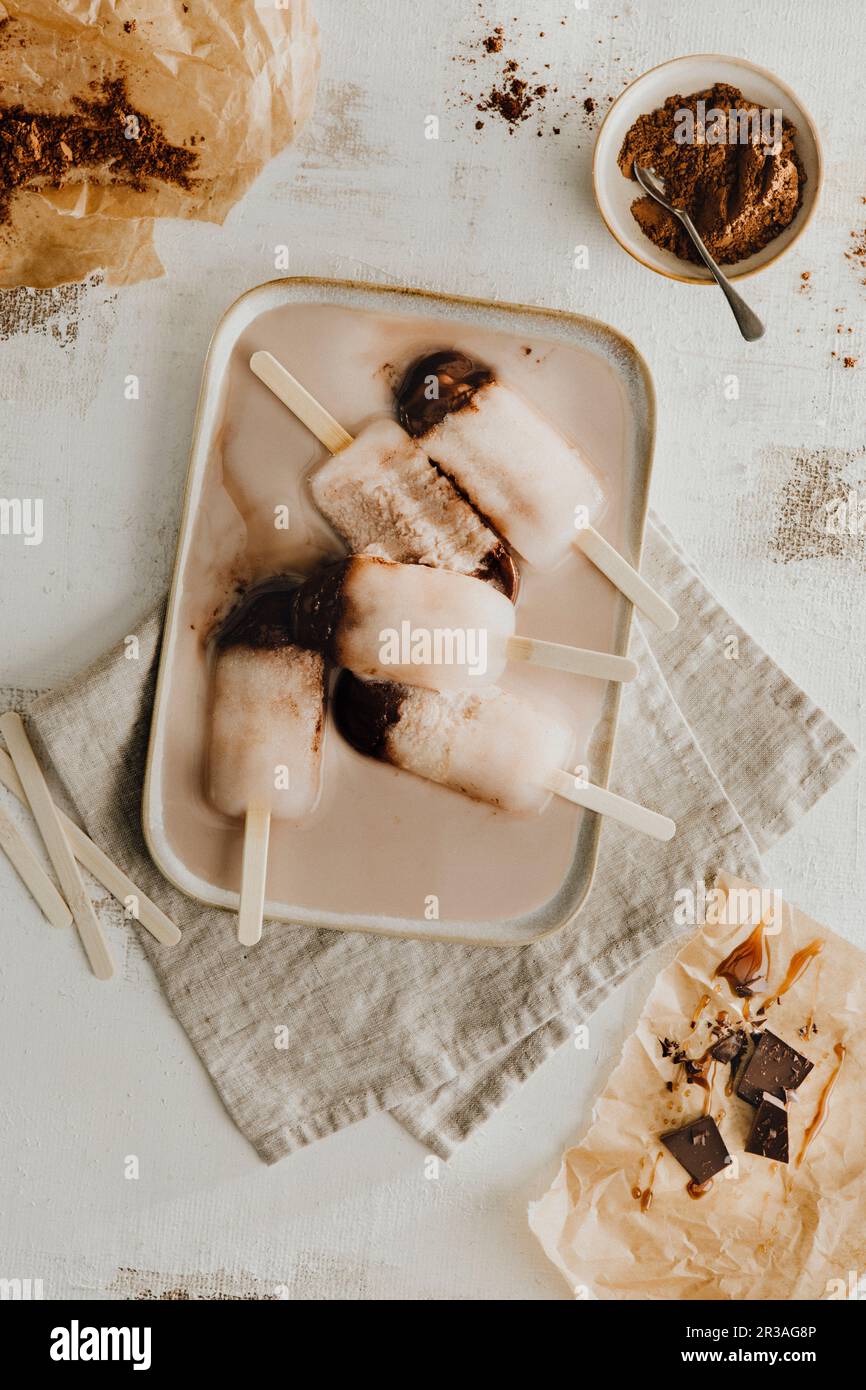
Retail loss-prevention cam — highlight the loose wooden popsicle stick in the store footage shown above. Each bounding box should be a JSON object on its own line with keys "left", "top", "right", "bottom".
{"left": 0, "top": 746, "right": 180, "bottom": 947}
{"left": 0, "top": 713, "right": 114, "bottom": 980}
{"left": 545, "top": 767, "right": 676, "bottom": 842}
{"left": 506, "top": 636, "right": 638, "bottom": 683}
{"left": 250, "top": 351, "right": 353, "bottom": 454}
{"left": 574, "top": 526, "right": 679, "bottom": 634}
{"left": 0, "top": 806, "right": 72, "bottom": 929}
{"left": 238, "top": 802, "right": 270, "bottom": 947}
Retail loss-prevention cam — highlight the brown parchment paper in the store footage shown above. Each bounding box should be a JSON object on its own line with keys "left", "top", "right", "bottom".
{"left": 530, "top": 873, "right": 866, "bottom": 1300}
{"left": 0, "top": 0, "right": 319, "bottom": 287}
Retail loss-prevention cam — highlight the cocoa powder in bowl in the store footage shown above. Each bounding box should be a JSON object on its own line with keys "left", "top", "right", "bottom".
{"left": 617, "top": 83, "right": 804, "bottom": 266}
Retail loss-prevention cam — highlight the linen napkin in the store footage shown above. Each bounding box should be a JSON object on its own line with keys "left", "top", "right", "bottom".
{"left": 17, "top": 516, "right": 856, "bottom": 1162}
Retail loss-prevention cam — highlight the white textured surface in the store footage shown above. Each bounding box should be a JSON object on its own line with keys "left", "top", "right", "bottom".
{"left": 0, "top": 0, "right": 863, "bottom": 1300}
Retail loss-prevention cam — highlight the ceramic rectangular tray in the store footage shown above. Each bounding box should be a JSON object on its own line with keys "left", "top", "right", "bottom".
{"left": 143, "top": 278, "right": 655, "bottom": 946}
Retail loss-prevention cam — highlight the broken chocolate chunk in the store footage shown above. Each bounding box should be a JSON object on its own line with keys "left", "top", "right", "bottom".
{"left": 745, "top": 1095, "right": 789, "bottom": 1163}
{"left": 660, "top": 1115, "right": 732, "bottom": 1185}
{"left": 736, "top": 1030, "right": 814, "bottom": 1107}
{"left": 658, "top": 1036, "right": 679, "bottom": 1058}
{"left": 710, "top": 1028, "right": 748, "bottom": 1067}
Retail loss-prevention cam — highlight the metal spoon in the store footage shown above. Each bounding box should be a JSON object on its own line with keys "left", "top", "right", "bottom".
{"left": 633, "top": 162, "right": 765, "bottom": 342}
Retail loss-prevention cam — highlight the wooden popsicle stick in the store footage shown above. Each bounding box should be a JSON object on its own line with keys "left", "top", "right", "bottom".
{"left": 0, "top": 746, "right": 180, "bottom": 947}
{"left": 0, "top": 806, "right": 72, "bottom": 929}
{"left": 545, "top": 767, "right": 676, "bottom": 842}
{"left": 0, "top": 713, "right": 115, "bottom": 980}
{"left": 250, "top": 351, "right": 353, "bottom": 454}
{"left": 238, "top": 802, "right": 271, "bottom": 947}
{"left": 506, "top": 637, "right": 638, "bottom": 683}
{"left": 574, "top": 526, "right": 678, "bottom": 633}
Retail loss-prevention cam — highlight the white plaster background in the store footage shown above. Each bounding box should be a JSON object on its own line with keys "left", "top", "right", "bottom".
{"left": 0, "top": 0, "right": 863, "bottom": 1299}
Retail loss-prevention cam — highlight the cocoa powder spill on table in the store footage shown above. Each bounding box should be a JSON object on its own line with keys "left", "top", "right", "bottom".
{"left": 0, "top": 76, "right": 198, "bottom": 229}
{"left": 617, "top": 83, "right": 804, "bottom": 265}
{"left": 452, "top": 7, "right": 624, "bottom": 138}
{"left": 478, "top": 57, "right": 549, "bottom": 130}
{"left": 845, "top": 202, "right": 866, "bottom": 284}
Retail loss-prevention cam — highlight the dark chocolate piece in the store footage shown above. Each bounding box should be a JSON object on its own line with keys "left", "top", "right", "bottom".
{"left": 396, "top": 350, "right": 494, "bottom": 436}
{"left": 745, "top": 1096, "right": 789, "bottom": 1163}
{"left": 736, "top": 1029, "right": 814, "bottom": 1108}
{"left": 333, "top": 670, "right": 407, "bottom": 760}
{"left": 216, "top": 578, "right": 299, "bottom": 650}
{"left": 710, "top": 1028, "right": 748, "bottom": 1067}
{"left": 660, "top": 1115, "right": 732, "bottom": 1185}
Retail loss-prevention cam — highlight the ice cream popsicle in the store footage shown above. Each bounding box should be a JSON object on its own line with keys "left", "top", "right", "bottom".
{"left": 397, "top": 351, "right": 605, "bottom": 568}
{"left": 334, "top": 672, "right": 676, "bottom": 839}
{"left": 208, "top": 583, "right": 325, "bottom": 944}
{"left": 396, "top": 351, "right": 678, "bottom": 632}
{"left": 250, "top": 350, "right": 518, "bottom": 599}
{"left": 287, "top": 554, "right": 638, "bottom": 689}
{"left": 310, "top": 416, "right": 519, "bottom": 599}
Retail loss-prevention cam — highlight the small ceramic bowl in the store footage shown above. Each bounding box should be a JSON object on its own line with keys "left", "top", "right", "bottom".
{"left": 593, "top": 54, "right": 823, "bottom": 283}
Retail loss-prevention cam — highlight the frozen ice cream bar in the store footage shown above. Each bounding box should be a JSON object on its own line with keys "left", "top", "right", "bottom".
{"left": 287, "top": 555, "right": 638, "bottom": 690}
{"left": 310, "top": 418, "right": 519, "bottom": 599}
{"left": 288, "top": 554, "right": 515, "bottom": 690}
{"left": 396, "top": 350, "right": 678, "bottom": 632}
{"left": 208, "top": 584, "right": 325, "bottom": 821}
{"left": 397, "top": 351, "right": 606, "bottom": 569}
{"left": 207, "top": 582, "right": 326, "bottom": 947}
{"left": 334, "top": 671, "right": 574, "bottom": 815}
{"left": 335, "top": 672, "right": 676, "bottom": 840}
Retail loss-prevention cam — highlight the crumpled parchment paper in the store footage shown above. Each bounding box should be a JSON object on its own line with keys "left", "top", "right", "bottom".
{"left": 0, "top": 0, "right": 319, "bottom": 287}
{"left": 530, "top": 872, "right": 866, "bottom": 1300}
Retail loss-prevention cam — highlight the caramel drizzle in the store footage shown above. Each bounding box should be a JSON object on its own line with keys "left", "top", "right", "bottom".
{"left": 701, "top": 1059, "right": 718, "bottom": 1115}
{"left": 689, "top": 993, "right": 710, "bottom": 1031}
{"left": 757, "top": 938, "right": 824, "bottom": 1016}
{"left": 800, "top": 959, "right": 823, "bottom": 1041}
{"left": 686, "top": 1177, "right": 714, "bottom": 1200}
{"left": 633, "top": 1150, "right": 663, "bottom": 1212}
{"left": 714, "top": 919, "right": 771, "bottom": 1019}
{"left": 796, "top": 1042, "right": 846, "bottom": 1167}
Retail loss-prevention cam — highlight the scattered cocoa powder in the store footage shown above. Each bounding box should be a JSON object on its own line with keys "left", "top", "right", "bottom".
{"left": 617, "top": 83, "right": 804, "bottom": 265}
{"left": 0, "top": 76, "right": 197, "bottom": 229}
{"left": 451, "top": 9, "right": 602, "bottom": 138}
{"left": 845, "top": 222, "right": 866, "bottom": 284}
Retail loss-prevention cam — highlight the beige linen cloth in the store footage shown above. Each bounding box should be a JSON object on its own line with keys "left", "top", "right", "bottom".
{"left": 22, "top": 517, "right": 856, "bottom": 1162}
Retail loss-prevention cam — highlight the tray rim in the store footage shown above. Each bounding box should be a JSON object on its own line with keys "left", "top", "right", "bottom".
{"left": 142, "top": 275, "right": 657, "bottom": 946}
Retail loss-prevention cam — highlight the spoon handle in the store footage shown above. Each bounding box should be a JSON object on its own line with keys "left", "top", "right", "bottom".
{"left": 678, "top": 211, "right": 765, "bottom": 342}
